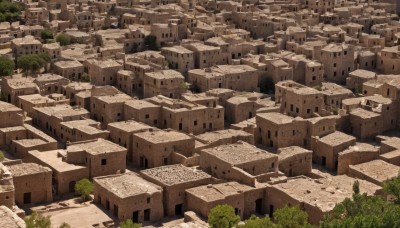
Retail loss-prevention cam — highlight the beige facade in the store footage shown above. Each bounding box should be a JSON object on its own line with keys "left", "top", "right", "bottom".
{"left": 200, "top": 141, "right": 279, "bottom": 186}
{"left": 89, "top": 87, "right": 133, "bottom": 127}
{"left": 312, "top": 131, "right": 356, "bottom": 171}
{"left": 337, "top": 143, "right": 380, "bottom": 175}
{"left": 256, "top": 112, "right": 307, "bottom": 148}
{"left": 65, "top": 139, "right": 127, "bottom": 179}
{"left": 53, "top": 61, "right": 85, "bottom": 81}
{"left": 123, "top": 99, "right": 161, "bottom": 127}
{"left": 0, "top": 102, "right": 24, "bottom": 128}
{"left": 1, "top": 76, "right": 38, "bottom": 105}
{"left": 277, "top": 146, "right": 312, "bottom": 177}
{"left": 131, "top": 129, "right": 195, "bottom": 168}
{"left": 146, "top": 95, "right": 224, "bottom": 134}
{"left": 186, "top": 182, "right": 265, "bottom": 220}
{"left": 27, "top": 149, "right": 89, "bottom": 196}
{"left": 87, "top": 59, "right": 123, "bottom": 86}
{"left": 188, "top": 65, "right": 259, "bottom": 93}
{"left": 8, "top": 163, "right": 52, "bottom": 206}
{"left": 94, "top": 173, "right": 163, "bottom": 223}
{"left": 107, "top": 120, "right": 154, "bottom": 161}
{"left": 11, "top": 35, "right": 42, "bottom": 58}
{"left": 32, "top": 105, "right": 90, "bottom": 140}
{"left": 144, "top": 70, "right": 186, "bottom": 99}
{"left": 141, "top": 165, "right": 212, "bottom": 217}
{"left": 275, "top": 80, "right": 324, "bottom": 118}
{"left": 315, "top": 43, "right": 355, "bottom": 84}
{"left": 161, "top": 46, "right": 194, "bottom": 75}
{"left": 183, "top": 43, "right": 225, "bottom": 69}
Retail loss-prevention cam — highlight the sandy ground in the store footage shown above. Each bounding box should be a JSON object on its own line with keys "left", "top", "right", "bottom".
{"left": 32, "top": 197, "right": 115, "bottom": 228}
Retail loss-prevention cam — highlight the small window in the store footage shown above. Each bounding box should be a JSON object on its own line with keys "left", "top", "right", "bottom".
{"left": 145, "top": 114, "right": 149, "bottom": 119}
{"left": 194, "top": 120, "right": 197, "bottom": 126}
{"left": 101, "top": 159, "right": 107, "bottom": 165}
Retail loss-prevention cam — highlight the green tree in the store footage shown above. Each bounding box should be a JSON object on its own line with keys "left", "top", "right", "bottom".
{"left": 80, "top": 73, "right": 90, "bottom": 82}
{"left": 75, "top": 178, "right": 93, "bottom": 202}
{"left": 56, "top": 34, "right": 71, "bottom": 46}
{"left": 120, "top": 219, "right": 141, "bottom": 228}
{"left": 0, "top": 150, "right": 4, "bottom": 161}
{"left": 0, "top": 1, "right": 23, "bottom": 22}
{"left": 321, "top": 180, "right": 400, "bottom": 228}
{"left": 208, "top": 204, "right": 240, "bottom": 228}
{"left": 238, "top": 215, "right": 276, "bottom": 228}
{"left": 41, "top": 29, "right": 54, "bottom": 42}
{"left": 384, "top": 175, "right": 400, "bottom": 204}
{"left": 0, "top": 55, "right": 14, "bottom": 76}
{"left": 273, "top": 205, "right": 313, "bottom": 228}
{"left": 144, "top": 35, "right": 158, "bottom": 51}
{"left": 353, "top": 180, "right": 360, "bottom": 195}
{"left": 24, "top": 211, "right": 51, "bottom": 228}
{"left": 17, "top": 54, "right": 49, "bottom": 75}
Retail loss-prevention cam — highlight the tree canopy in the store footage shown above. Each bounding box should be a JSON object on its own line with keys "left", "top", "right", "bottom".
{"left": 0, "top": 56, "right": 14, "bottom": 76}
{"left": 120, "top": 219, "right": 141, "bottom": 228}
{"left": 0, "top": 0, "right": 23, "bottom": 22}
{"left": 0, "top": 150, "right": 4, "bottom": 161}
{"left": 273, "top": 205, "right": 313, "bottom": 228}
{"left": 144, "top": 35, "right": 159, "bottom": 51}
{"left": 25, "top": 211, "right": 51, "bottom": 228}
{"left": 56, "top": 34, "right": 71, "bottom": 46}
{"left": 238, "top": 215, "right": 276, "bottom": 228}
{"left": 321, "top": 179, "right": 400, "bottom": 228}
{"left": 208, "top": 204, "right": 241, "bottom": 228}
{"left": 17, "top": 54, "right": 49, "bottom": 75}
{"left": 41, "top": 29, "right": 54, "bottom": 41}
{"left": 75, "top": 178, "right": 93, "bottom": 202}
{"left": 384, "top": 175, "right": 400, "bottom": 204}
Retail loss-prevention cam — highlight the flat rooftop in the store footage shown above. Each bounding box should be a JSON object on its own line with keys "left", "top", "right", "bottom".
{"left": 277, "top": 146, "right": 312, "bottom": 161}
{"left": 0, "top": 101, "right": 22, "bottom": 113}
{"left": 141, "top": 164, "right": 211, "bottom": 186}
{"left": 124, "top": 99, "right": 160, "bottom": 110}
{"left": 339, "top": 143, "right": 379, "bottom": 155}
{"left": 186, "top": 182, "right": 253, "bottom": 202}
{"left": 13, "top": 138, "right": 47, "bottom": 147}
{"left": 270, "top": 175, "right": 381, "bottom": 212}
{"left": 54, "top": 60, "right": 83, "bottom": 68}
{"left": 202, "top": 141, "right": 277, "bottom": 165}
{"left": 380, "top": 149, "right": 400, "bottom": 160}
{"left": 318, "top": 131, "right": 355, "bottom": 147}
{"left": 195, "top": 129, "right": 252, "bottom": 144}
{"left": 29, "top": 150, "right": 87, "bottom": 173}
{"left": 350, "top": 108, "right": 381, "bottom": 119}
{"left": 96, "top": 93, "right": 132, "bottom": 104}
{"left": 134, "top": 130, "right": 192, "bottom": 143}
{"left": 94, "top": 173, "right": 161, "bottom": 198}
{"left": 108, "top": 120, "right": 153, "bottom": 133}
{"left": 8, "top": 163, "right": 50, "bottom": 177}
{"left": 349, "top": 160, "right": 400, "bottom": 184}
{"left": 145, "top": 70, "right": 184, "bottom": 80}
{"left": 67, "top": 138, "right": 126, "bottom": 155}
{"left": 34, "top": 105, "right": 89, "bottom": 119}
{"left": 256, "top": 112, "right": 294, "bottom": 125}
{"left": 162, "top": 45, "right": 193, "bottom": 54}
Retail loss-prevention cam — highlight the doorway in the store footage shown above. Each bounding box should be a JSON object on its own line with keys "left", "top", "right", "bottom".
{"left": 175, "top": 204, "right": 183, "bottom": 216}
{"left": 132, "top": 211, "right": 139, "bottom": 223}
{"left": 23, "top": 192, "right": 31, "bottom": 204}
{"left": 255, "top": 199, "right": 262, "bottom": 214}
